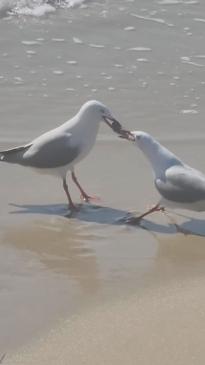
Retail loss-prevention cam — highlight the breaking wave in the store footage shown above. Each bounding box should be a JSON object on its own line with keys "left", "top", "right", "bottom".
{"left": 0, "top": 0, "right": 87, "bottom": 17}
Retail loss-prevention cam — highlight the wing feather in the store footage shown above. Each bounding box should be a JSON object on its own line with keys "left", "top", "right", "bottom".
{"left": 0, "top": 144, "right": 32, "bottom": 162}
{"left": 155, "top": 165, "right": 205, "bottom": 203}
{"left": 0, "top": 130, "right": 80, "bottom": 168}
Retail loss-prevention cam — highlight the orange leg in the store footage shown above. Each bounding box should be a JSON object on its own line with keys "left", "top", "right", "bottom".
{"left": 63, "top": 178, "right": 76, "bottom": 210}
{"left": 126, "top": 204, "right": 164, "bottom": 225}
{"left": 71, "top": 171, "right": 99, "bottom": 202}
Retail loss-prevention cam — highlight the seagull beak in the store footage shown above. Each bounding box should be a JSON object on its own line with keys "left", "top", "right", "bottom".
{"left": 103, "top": 116, "right": 123, "bottom": 133}
{"left": 119, "top": 130, "right": 135, "bottom": 141}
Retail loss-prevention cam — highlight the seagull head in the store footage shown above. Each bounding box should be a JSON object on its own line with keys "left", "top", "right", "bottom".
{"left": 79, "top": 100, "right": 131, "bottom": 137}
{"left": 120, "top": 130, "right": 155, "bottom": 145}
{"left": 131, "top": 131, "right": 159, "bottom": 153}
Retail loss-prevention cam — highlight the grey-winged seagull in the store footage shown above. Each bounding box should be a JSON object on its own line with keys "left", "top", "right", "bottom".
{"left": 123, "top": 131, "right": 205, "bottom": 229}
{"left": 0, "top": 100, "right": 129, "bottom": 210}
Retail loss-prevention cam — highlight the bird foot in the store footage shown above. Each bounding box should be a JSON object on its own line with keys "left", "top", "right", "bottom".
{"left": 125, "top": 216, "right": 142, "bottom": 225}
{"left": 65, "top": 203, "right": 80, "bottom": 217}
{"left": 80, "top": 194, "right": 101, "bottom": 203}
{"left": 119, "top": 213, "right": 142, "bottom": 225}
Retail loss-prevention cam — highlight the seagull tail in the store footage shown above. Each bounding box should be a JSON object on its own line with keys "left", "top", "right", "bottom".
{"left": 0, "top": 144, "right": 32, "bottom": 164}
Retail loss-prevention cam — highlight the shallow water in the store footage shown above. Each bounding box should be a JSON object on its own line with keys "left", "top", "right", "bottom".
{"left": 1, "top": 0, "right": 205, "bottom": 355}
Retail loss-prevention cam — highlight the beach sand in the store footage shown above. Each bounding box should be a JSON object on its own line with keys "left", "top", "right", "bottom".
{"left": 5, "top": 234, "right": 205, "bottom": 365}
{"left": 3, "top": 139, "right": 205, "bottom": 364}
{"left": 1, "top": 0, "right": 205, "bottom": 363}
{"left": 6, "top": 280, "right": 205, "bottom": 365}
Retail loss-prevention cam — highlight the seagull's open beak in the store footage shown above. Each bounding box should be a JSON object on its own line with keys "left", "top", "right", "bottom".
{"left": 103, "top": 116, "right": 122, "bottom": 133}
{"left": 119, "top": 130, "right": 135, "bottom": 141}
{"left": 103, "top": 116, "right": 135, "bottom": 141}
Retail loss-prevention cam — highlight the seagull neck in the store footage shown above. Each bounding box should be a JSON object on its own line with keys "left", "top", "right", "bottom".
{"left": 140, "top": 141, "right": 182, "bottom": 178}
{"left": 63, "top": 111, "right": 100, "bottom": 153}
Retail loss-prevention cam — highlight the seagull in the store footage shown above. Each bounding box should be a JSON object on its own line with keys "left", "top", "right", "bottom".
{"left": 123, "top": 131, "right": 205, "bottom": 230}
{"left": 0, "top": 100, "right": 129, "bottom": 210}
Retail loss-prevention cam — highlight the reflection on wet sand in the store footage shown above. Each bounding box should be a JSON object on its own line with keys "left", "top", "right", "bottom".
{"left": 158, "top": 233, "right": 205, "bottom": 268}
{"left": 9, "top": 202, "right": 205, "bottom": 237}
{"left": 0, "top": 217, "right": 103, "bottom": 350}
{"left": 3, "top": 218, "right": 100, "bottom": 294}
{"left": 150, "top": 233, "right": 205, "bottom": 290}
{"left": 5, "top": 224, "right": 205, "bottom": 365}
{"left": 2, "top": 204, "right": 205, "bottom": 352}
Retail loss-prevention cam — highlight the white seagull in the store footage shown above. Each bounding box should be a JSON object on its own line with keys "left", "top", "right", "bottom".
{"left": 0, "top": 100, "right": 128, "bottom": 210}
{"left": 124, "top": 131, "right": 205, "bottom": 228}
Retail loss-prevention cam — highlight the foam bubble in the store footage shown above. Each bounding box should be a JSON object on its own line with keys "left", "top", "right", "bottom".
{"left": 52, "top": 38, "right": 65, "bottom": 42}
{"left": 22, "top": 41, "right": 40, "bottom": 46}
{"left": 73, "top": 37, "right": 83, "bottom": 44}
{"left": 52, "top": 70, "right": 64, "bottom": 75}
{"left": 66, "top": 60, "right": 78, "bottom": 65}
{"left": 181, "top": 109, "right": 198, "bottom": 114}
{"left": 124, "top": 26, "right": 135, "bottom": 31}
{"left": 89, "top": 44, "right": 105, "bottom": 49}
{"left": 128, "top": 47, "right": 152, "bottom": 51}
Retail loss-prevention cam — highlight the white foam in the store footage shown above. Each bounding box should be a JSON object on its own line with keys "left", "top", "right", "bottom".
{"left": 14, "top": 3, "right": 56, "bottom": 17}
{"left": 158, "top": 0, "right": 198, "bottom": 3}
{"left": 124, "top": 26, "right": 135, "bottom": 31}
{"left": 73, "top": 37, "right": 83, "bottom": 44}
{"left": 194, "top": 18, "right": 205, "bottom": 23}
{"left": 1, "top": 0, "right": 87, "bottom": 17}
{"left": 22, "top": 40, "right": 41, "bottom": 46}
{"left": 181, "top": 57, "right": 204, "bottom": 67}
{"left": 67, "top": 0, "right": 86, "bottom": 7}
{"left": 89, "top": 43, "right": 105, "bottom": 49}
{"left": 181, "top": 109, "right": 198, "bottom": 114}
{"left": 52, "top": 70, "right": 64, "bottom": 75}
{"left": 66, "top": 60, "right": 78, "bottom": 65}
{"left": 137, "top": 58, "right": 148, "bottom": 62}
{"left": 51, "top": 38, "right": 65, "bottom": 42}
{"left": 128, "top": 47, "right": 152, "bottom": 51}
{"left": 131, "top": 12, "right": 174, "bottom": 27}
{"left": 26, "top": 50, "right": 36, "bottom": 55}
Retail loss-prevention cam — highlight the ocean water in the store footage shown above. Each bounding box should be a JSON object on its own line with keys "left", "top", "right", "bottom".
{"left": 1, "top": 0, "right": 205, "bottom": 354}
{"left": 1, "top": 0, "right": 205, "bottom": 142}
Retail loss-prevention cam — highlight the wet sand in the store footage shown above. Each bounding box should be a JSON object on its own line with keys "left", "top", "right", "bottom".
{"left": 1, "top": 0, "right": 205, "bottom": 363}
{"left": 4, "top": 228, "right": 205, "bottom": 364}
{"left": 6, "top": 270, "right": 205, "bottom": 365}
{"left": 2, "top": 139, "right": 205, "bottom": 363}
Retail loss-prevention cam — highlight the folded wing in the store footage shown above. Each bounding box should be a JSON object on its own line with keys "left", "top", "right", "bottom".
{"left": 155, "top": 165, "right": 205, "bottom": 203}
{"left": 0, "top": 130, "right": 80, "bottom": 169}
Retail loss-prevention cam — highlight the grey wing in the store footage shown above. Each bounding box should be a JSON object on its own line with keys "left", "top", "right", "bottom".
{"left": 22, "top": 131, "right": 80, "bottom": 168}
{"left": 155, "top": 165, "right": 205, "bottom": 203}
{"left": 1, "top": 131, "right": 80, "bottom": 169}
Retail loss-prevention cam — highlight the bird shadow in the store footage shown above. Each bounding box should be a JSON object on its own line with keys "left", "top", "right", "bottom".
{"left": 9, "top": 203, "right": 205, "bottom": 237}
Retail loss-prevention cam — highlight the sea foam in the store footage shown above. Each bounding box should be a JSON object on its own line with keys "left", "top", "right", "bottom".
{"left": 0, "top": 0, "right": 87, "bottom": 17}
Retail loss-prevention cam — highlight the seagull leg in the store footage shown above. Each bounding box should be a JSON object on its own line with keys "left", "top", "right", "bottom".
{"left": 126, "top": 203, "right": 164, "bottom": 225}
{"left": 71, "top": 171, "right": 99, "bottom": 203}
{"left": 63, "top": 178, "right": 76, "bottom": 211}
